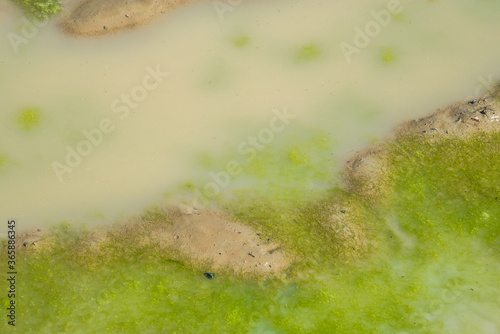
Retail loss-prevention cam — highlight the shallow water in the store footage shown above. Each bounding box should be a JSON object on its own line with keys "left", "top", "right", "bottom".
{"left": 1, "top": 0, "right": 500, "bottom": 231}
{"left": 1, "top": 1, "right": 500, "bottom": 332}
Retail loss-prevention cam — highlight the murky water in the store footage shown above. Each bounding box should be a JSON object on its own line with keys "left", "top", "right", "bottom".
{"left": 1, "top": 0, "right": 500, "bottom": 230}
{"left": 1, "top": 1, "right": 500, "bottom": 333}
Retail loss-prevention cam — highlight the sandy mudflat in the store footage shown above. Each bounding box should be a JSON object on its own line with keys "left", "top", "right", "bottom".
{"left": 16, "top": 87, "right": 500, "bottom": 277}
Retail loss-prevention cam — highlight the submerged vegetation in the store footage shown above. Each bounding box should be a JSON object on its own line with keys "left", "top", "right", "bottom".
{"left": 232, "top": 36, "right": 250, "bottom": 48}
{"left": 388, "top": 132, "right": 500, "bottom": 251}
{"left": 2, "top": 124, "right": 499, "bottom": 332}
{"left": 11, "top": 0, "right": 62, "bottom": 19}
{"left": 379, "top": 46, "right": 397, "bottom": 63}
{"left": 17, "top": 107, "right": 42, "bottom": 130}
{"left": 295, "top": 44, "right": 322, "bottom": 62}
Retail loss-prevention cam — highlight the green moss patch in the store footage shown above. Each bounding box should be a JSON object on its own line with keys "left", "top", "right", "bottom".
{"left": 12, "top": 0, "right": 62, "bottom": 20}
{"left": 386, "top": 131, "right": 500, "bottom": 253}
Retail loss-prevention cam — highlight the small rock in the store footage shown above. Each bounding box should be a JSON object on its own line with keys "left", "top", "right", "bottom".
{"left": 204, "top": 272, "right": 215, "bottom": 279}
{"left": 469, "top": 99, "right": 477, "bottom": 104}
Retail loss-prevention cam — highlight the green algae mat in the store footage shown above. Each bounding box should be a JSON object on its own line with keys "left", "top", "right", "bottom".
{"left": 1, "top": 129, "right": 499, "bottom": 333}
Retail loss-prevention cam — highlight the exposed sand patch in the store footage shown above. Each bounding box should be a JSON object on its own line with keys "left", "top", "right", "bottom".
{"left": 59, "top": 0, "right": 199, "bottom": 37}
{"left": 163, "top": 208, "right": 291, "bottom": 275}
{"left": 396, "top": 90, "right": 500, "bottom": 138}
{"left": 16, "top": 229, "right": 57, "bottom": 254}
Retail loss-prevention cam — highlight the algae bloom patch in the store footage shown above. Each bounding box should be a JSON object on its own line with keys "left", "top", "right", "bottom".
{"left": 17, "top": 108, "right": 41, "bottom": 130}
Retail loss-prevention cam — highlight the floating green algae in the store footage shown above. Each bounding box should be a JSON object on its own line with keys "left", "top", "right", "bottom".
{"left": 187, "top": 127, "right": 338, "bottom": 208}
{"left": 379, "top": 47, "right": 397, "bottom": 63}
{"left": 232, "top": 36, "right": 250, "bottom": 48}
{"left": 295, "top": 44, "right": 322, "bottom": 62}
{"left": 393, "top": 13, "right": 406, "bottom": 22}
{"left": 17, "top": 108, "right": 41, "bottom": 131}
{"left": 1, "top": 131, "right": 499, "bottom": 333}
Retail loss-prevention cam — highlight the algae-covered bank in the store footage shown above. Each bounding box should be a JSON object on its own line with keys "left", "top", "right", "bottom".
{"left": 1, "top": 0, "right": 500, "bottom": 332}
{"left": 2, "top": 89, "right": 500, "bottom": 333}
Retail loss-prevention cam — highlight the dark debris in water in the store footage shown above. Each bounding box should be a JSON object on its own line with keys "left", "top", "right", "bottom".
{"left": 204, "top": 272, "right": 215, "bottom": 279}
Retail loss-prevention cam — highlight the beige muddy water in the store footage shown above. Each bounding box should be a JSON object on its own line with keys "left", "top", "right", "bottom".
{"left": 1, "top": 0, "right": 499, "bottom": 232}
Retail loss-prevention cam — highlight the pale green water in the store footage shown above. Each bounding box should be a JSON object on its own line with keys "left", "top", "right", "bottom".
{"left": 1, "top": 0, "right": 500, "bottom": 332}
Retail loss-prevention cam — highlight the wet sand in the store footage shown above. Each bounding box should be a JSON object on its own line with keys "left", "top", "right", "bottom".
{"left": 59, "top": 0, "right": 200, "bottom": 37}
